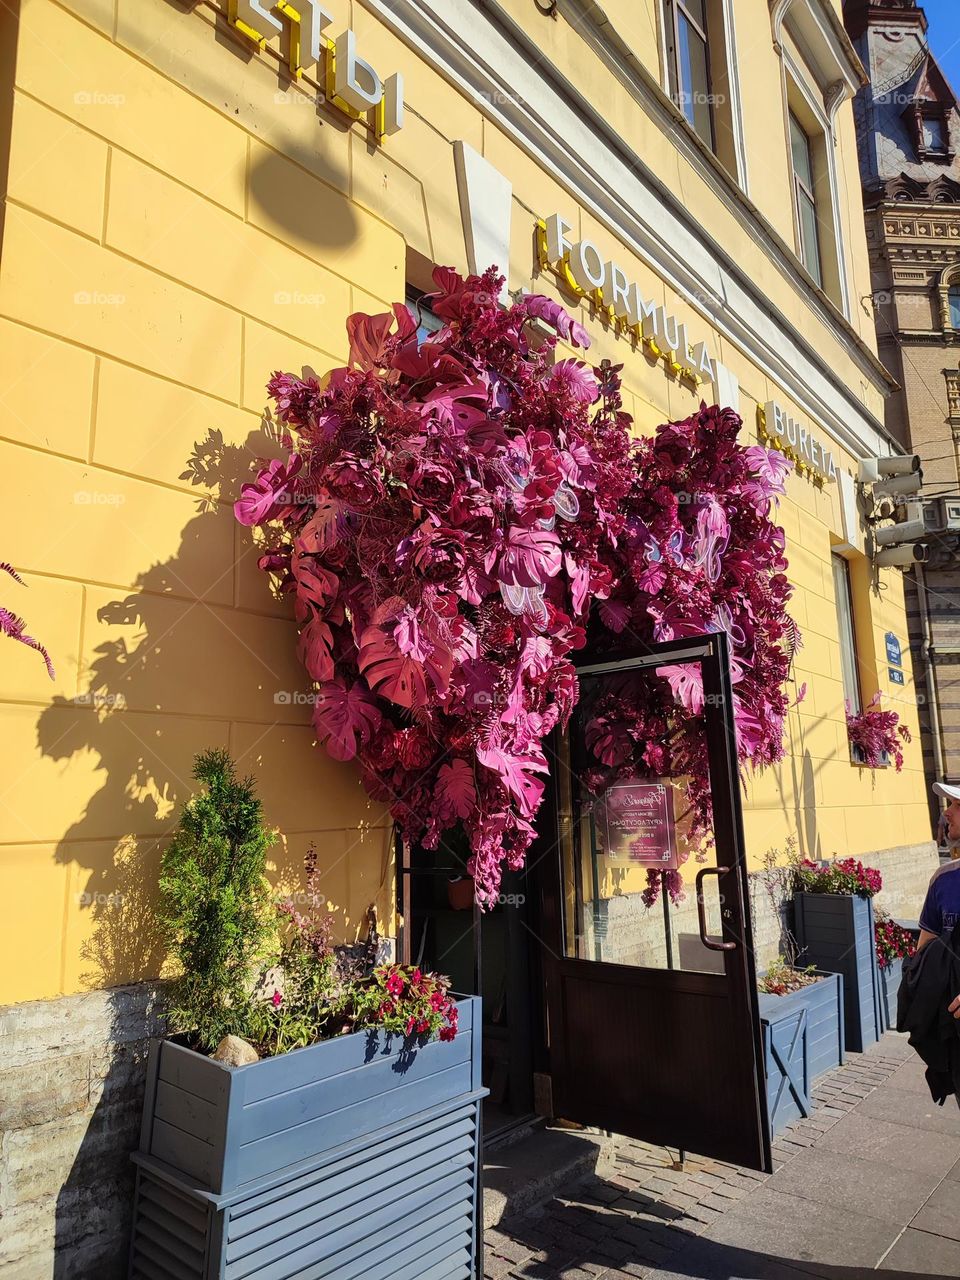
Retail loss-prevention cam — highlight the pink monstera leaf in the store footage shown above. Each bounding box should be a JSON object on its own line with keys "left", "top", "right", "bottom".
{"left": 475, "top": 742, "right": 548, "bottom": 818}
{"left": 435, "top": 758, "right": 477, "bottom": 821}
{"left": 298, "top": 614, "right": 335, "bottom": 683}
{"left": 234, "top": 455, "right": 302, "bottom": 526}
{"left": 656, "top": 663, "right": 705, "bottom": 715}
{"left": 313, "top": 679, "right": 382, "bottom": 761}
{"left": 347, "top": 303, "right": 416, "bottom": 370}
{"left": 299, "top": 499, "right": 347, "bottom": 554}
{"left": 495, "top": 525, "right": 562, "bottom": 588}
{"left": 359, "top": 624, "right": 431, "bottom": 709}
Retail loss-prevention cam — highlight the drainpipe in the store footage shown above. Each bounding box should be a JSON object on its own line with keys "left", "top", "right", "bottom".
{"left": 916, "top": 563, "right": 946, "bottom": 802}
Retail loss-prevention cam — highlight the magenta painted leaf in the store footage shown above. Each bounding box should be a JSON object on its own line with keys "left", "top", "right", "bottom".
{"left": 394, "top": 607, "right": 428, "bottom": 661}
{"left": 313, "top": 679, "right": 382, "bottom": 761}
{"left": 298, "top": 614, "right": 335, "bottom": 683}
{"left": 584, "top": 714, "right": 632, "bottom": 767}
{"left": 435, "top": 758, "right": 476, "bottom": 820}
{"left": 234, "top": 455, "right": 302, "bottom": 526}
{"left": 656, "top": 664, "right": 705, "bottom": 715}
{"left": 291, "top": 553, "right": 338, "bottom": 611}
{"left": 358, "top": 624, "right": 430, "bottom": 709}
{"left": 475, "top": 742, "right": 547, "bottom": 818}
{"left": 599, "top": 599, "right": 630, "bottom": 633}
{"left": 299, "top": 499, "right": 345, "bottom": 554}
{"left": 496, "top": 525, "right": 561, "bottom": 588}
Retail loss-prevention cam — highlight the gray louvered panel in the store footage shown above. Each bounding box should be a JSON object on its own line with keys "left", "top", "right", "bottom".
{"left": 257, "top": 1203, "right": 473, "bottom": 1280}
{"left": 229, "top": 1116, "right": 475, "bottom": 1239}
{"left": 227, "top": 1175, "right": 474, "bottom": 1279}
{"left": 228, "top": 1152, "right": 473, "bottom": 1266}
{"left": 129, "top": 1170, "right": 209, "bottom": 1280}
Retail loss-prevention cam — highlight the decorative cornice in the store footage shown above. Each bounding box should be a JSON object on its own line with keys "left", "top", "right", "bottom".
{"left": 360, "top": 0, "right": 902, "bottom": 443}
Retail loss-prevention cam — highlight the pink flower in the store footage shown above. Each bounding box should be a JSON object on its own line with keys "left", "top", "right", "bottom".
{"left": 272, "top": 990, "right": 283, "bottom": 1008}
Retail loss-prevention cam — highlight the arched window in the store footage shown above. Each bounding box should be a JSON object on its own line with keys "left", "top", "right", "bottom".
{"left": 938, "top": 266, "right": 960, "bottom": 332}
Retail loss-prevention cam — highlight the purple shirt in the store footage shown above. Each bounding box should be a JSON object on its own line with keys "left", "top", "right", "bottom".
{"left": 919, "top": 860, "right": 960, "bottom": 936}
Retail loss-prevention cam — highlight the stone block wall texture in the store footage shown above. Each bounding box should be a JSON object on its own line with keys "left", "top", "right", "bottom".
{"left": 0, "top": 985, "right": 164, "bottom": 1278}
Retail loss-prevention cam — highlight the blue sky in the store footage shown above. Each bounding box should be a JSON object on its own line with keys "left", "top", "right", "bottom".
{"left": 921, "top": 0, "right": 960, "bottom": 93}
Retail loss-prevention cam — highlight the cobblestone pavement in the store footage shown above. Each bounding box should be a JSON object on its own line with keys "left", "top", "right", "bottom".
{"left": 485, "top": 1033, "right": 960, "bottom": 1279}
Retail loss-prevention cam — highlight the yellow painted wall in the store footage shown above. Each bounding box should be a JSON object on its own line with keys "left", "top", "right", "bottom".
{"left": 0, "top": 0, "right": 929, "bottom": 1006}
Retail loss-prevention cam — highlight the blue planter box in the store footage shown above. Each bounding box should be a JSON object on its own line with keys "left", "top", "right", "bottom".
{"left": 878, "top": 957, "right": 903, "bottom": 1032}
{"left": 128, "top": 996, "right": 485, "bottom": 1280}
{"left": 757, "top": 971, "right": 844, "bottom": 1135}
{"left": 793, "top": 892, "right": 882, "bottom": 1052}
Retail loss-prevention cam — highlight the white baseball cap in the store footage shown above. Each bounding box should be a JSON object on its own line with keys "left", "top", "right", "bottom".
{"left": 933, "top": 782, "right": 960, "bottom": 802}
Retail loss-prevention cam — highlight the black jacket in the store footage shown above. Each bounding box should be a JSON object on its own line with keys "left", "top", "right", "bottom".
{"left": 897, "top": 921, "right": 960, "bottom": 1108}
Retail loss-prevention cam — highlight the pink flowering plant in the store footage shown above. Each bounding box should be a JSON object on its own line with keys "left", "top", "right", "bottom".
{"left": 874, "top": 910, "right": 916, "bottom": 970}
{"left": 794, "top": 856, "right": 882, "bottom": 898}
{"left": 237, "top": 266, "right": 799, "bottom": 906}
{"left": 846, "top": 692, "right": 911, "bottom": 771}
{"left": 341, "top": 964, "right": 459, "bottom": 1043}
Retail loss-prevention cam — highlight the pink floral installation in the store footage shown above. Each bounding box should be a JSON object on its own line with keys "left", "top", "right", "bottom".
{"left": 236, "top": 267, "right": 799, "bottom": 906}
{"left": 846, "top": 691, "right": 911, "bottom": 771}
{"left": 1, "top": 562, "right": 54, "bottom": 679}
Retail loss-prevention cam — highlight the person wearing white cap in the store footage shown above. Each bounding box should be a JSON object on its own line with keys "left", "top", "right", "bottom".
{"left": 919, "top": 782, "right": 960, "bottom": 1020}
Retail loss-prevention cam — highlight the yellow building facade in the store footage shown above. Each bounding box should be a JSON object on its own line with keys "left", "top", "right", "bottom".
{"left": 0, "top": 0, "right": 943, "bottom": 1268}
{"left": 0, "top": 0, "right": 934, "bottom": 1008}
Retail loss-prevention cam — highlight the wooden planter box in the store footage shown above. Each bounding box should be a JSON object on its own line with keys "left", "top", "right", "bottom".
{"left": 128, "top": 996, "right": 485, "bottom": 1280}
{"left": 793, "top": 892, "right": 882, "bottom": 1052}
{"left": 757, "top": 972, "right": 844, "bottom": 1135}
{"left": 878, "top": 957, "right": 903, "bottom": 1032}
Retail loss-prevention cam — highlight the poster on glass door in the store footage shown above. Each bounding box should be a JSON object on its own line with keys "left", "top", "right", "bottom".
{"left": 597, "top": 779, "right": 678, "bottom": 868}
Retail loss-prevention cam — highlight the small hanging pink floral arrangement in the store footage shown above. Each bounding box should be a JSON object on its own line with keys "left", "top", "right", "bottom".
{"left": 236, "top": 267, "right": 799, "bottom": 904}
{"left": 846, "top": 692, "right": 911, "bottom": 770}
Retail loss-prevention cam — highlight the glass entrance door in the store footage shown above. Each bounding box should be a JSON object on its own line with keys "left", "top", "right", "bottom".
{"left": 537, "top": 632, "right": 771, "bottom": 1171}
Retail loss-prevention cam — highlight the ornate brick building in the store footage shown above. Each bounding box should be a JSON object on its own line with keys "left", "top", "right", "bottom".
{"left": 846, "top": 0, "right": 960, "bottom": 818}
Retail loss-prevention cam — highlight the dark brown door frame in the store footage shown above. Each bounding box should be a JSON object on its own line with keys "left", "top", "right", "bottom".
{"left": 531, "top": 630, "right": 772, "bottom": 1172}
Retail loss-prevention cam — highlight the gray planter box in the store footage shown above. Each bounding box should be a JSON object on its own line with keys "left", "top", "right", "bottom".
{"left": 878, "top": 957, "right": 903, "bottom": 1032}
{"left": 758, "top": 971, "right": 844, "bottom": 1135}
{"left": 793, "top": 892, "right": 882, "bottom": 1052}
{"left": 128, "top": 996, "right": 484, "bottom": 1279}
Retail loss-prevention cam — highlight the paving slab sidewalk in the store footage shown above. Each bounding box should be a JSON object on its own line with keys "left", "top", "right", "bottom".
{"left": 486, "top": 1033, "right": 960, "bottom": 1280}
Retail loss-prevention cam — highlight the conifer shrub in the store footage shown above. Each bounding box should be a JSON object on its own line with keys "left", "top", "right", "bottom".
{"left": 159, "top": 749, "right": 276, "bottom": 1050}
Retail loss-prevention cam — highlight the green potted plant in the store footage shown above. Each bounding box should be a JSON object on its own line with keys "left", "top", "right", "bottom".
{"left": 129, "top": 751, "right": 484, "bottom": 1280}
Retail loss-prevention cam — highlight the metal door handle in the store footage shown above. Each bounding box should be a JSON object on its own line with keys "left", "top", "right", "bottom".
{"left": 696, "top": 866, "right": 737, "bottom": 952}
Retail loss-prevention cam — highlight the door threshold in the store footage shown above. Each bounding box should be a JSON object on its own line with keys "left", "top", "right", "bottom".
{"left": 483, "top": 1111, "right": 543, "bottom": 1153}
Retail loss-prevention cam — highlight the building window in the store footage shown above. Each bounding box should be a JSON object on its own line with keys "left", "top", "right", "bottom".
{"left": 832, "top": 554, "right": 861, "bottom": 715}
{"left": 922, "top": 115, "right": 947, "bottom": 154}
{"left": 789, "top": 111, "right": 823, "bottom": 289}
{"left": 405, "top": 287, "right": 442, "bottom": 346}
{"left": 664, "top": 0, "right": 715, "bottom": 150}
{"left": 950, "top": 285, "right": 960, "bottom": 330}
